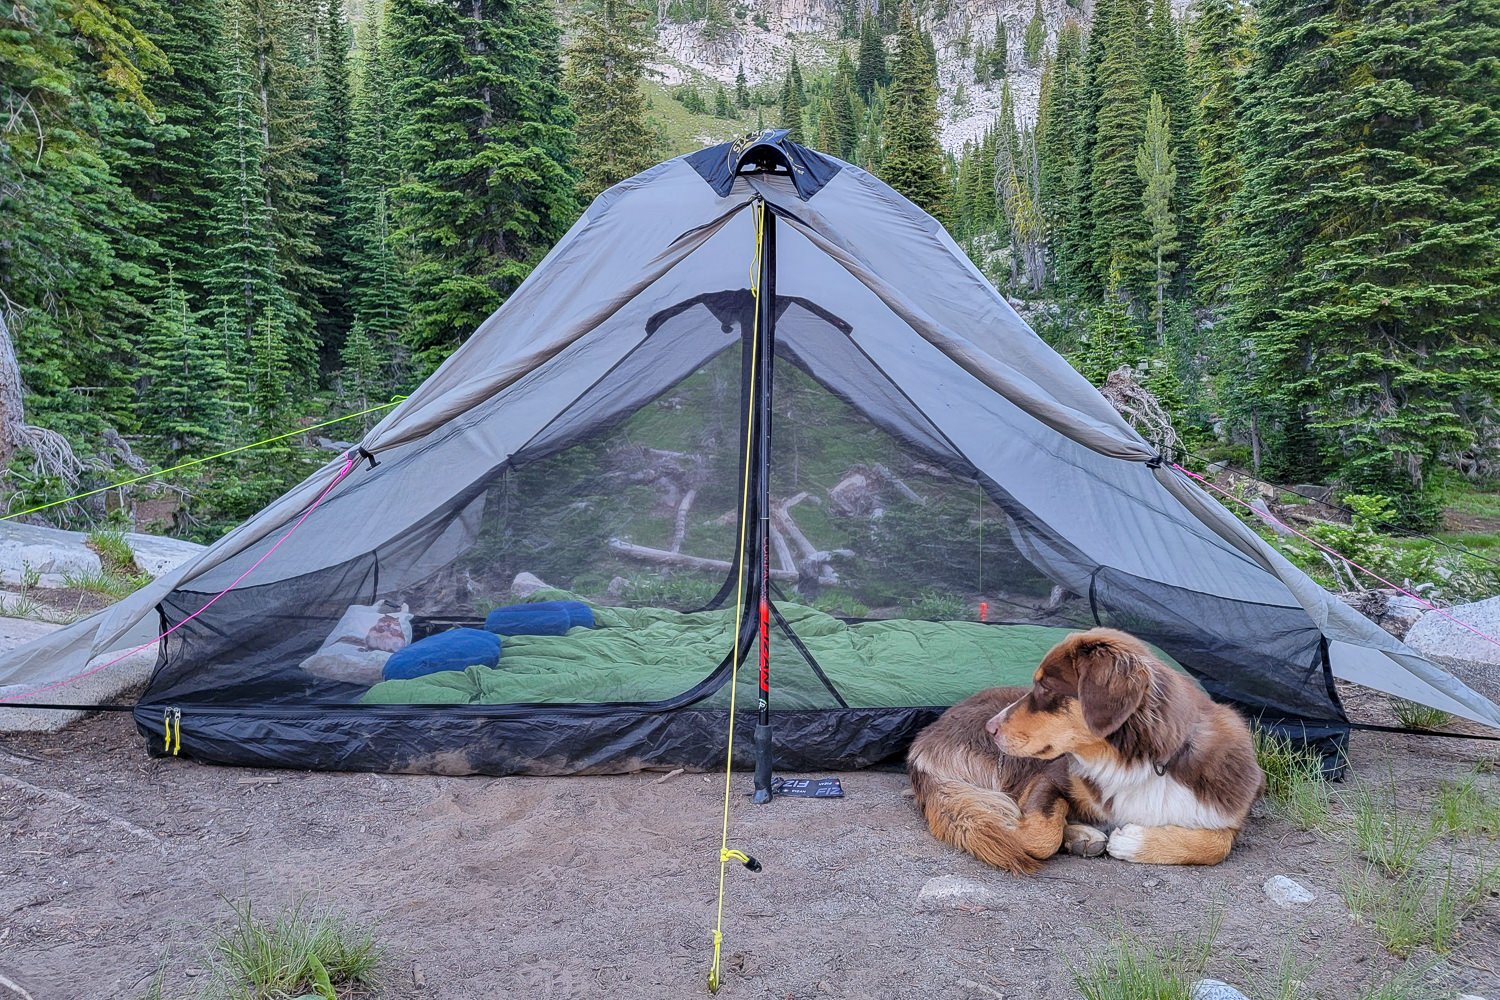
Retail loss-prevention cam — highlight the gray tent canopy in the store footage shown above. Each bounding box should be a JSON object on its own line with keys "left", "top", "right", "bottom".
{"left": 3, "top": 132, "right": 1496, "bottom": 776}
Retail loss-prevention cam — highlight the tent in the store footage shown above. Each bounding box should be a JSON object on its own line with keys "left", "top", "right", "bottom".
{"left": 3, "top": 132, "right": 1497, "bottom": 780}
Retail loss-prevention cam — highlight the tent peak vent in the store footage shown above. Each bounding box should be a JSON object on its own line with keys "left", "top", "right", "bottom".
{"left": 685, "top": 130, "right": 842, "bottom": 201}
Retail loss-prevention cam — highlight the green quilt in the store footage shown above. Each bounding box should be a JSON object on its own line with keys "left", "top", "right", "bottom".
{"left": 362, "top": 597, "right": 1094, "bottom": 710}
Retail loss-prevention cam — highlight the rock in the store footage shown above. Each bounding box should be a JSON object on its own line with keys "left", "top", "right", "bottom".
{"left": 0, "top": 521, "right": 203, "bottom": 588}
{"left": 1191, "top": 981, "right": 1251, "bottom": 1000}
{"left": 510, "top": 572, "right": 551, "bottom": 599}
{"left": 1404, "top": 596, "right": 1500, "bottom": 705}
{"left": 1207, "top": 460, "right": 1230, "bottom": 474}
{"left": 1456, "top": 994, "right": 1490, "bottom": 1000}
{"left": 124, "top": 532, "right": 205, "bottom": 578}
{"left": 1262, "top": 875, "right": 1314, "bottom": 907}
{"left": 916, "top": 875, "right": 999, "bottom": 910}
{"left": 1290, "top": 484, "right": 1333, "bottom": 503}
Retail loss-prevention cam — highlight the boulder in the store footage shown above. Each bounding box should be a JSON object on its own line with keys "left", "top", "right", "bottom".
{"left": 1403, "top": 596, "right": 1500, "bottom": 705}
{"left": 0, "top": 521, "right": 203, "bottom": 588}
{"left": 0, "top": 617, "right": 155, "bottom": 733}
{"left": 1192, "top": 981, "right": 1251, "bottom": 1000}
{"left": 510, "top": 572, "right": 552, "bottom": 599}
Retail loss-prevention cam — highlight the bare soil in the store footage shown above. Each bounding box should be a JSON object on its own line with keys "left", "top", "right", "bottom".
{"left": 3, "top": 712, "right": 1499, "bottom": 1000}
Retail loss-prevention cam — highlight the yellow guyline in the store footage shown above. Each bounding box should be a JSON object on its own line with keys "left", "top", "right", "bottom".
{"left": 2, "top": 397, "right": 407, "bottom": 522}
{"left": 708, "top": 198, "right": 766, "bottom": 995}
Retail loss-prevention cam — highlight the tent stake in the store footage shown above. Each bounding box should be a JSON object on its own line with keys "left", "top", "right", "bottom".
{"left": 752, "top": 204, "right": 777, "bottom": 806}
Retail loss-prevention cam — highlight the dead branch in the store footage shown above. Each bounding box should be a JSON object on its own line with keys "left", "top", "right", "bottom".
{"left": 0, "top": 307, "right": 83, "bottom": 488}
{"left": 670, "top": 488, "right": 697, "bottom": 554}
{"left": 1098, "top": 365, "right": 1180, "bottom": 456}
{"left": 608, "top": 539, "right": 798, "bottom": 582}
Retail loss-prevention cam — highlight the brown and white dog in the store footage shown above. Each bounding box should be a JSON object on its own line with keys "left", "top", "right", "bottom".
{"left": 908, "top": 627, "right": 1263, "bottom": 873}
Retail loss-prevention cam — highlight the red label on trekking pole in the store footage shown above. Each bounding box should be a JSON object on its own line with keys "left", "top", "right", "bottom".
{"left": 758, "top": 598, "right": 770, "bottom": 691}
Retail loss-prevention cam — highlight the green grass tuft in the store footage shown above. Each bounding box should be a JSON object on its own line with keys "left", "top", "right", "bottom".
{"left": 61, "top": 568, "right": 152, "bottom": 600}
{"left": 1343, "top": 777, "right": 1440, "bottom": 876}
{"left": 1072, "top": 917, "right": 1220, "bottom": 1000}
{"left": 1390, "top": 698, "right": 1452, "bottom": 731}
{"left": 1430, "top": 771, "right": 1500, "bottom": 838}
{"left": 1341, "top": 859, "right": 1500, "bottom": 957}
{"left": 1255, "top": 731, "right": 1331, "bottom": 830}
{"left": 206, "top": 897, "right": 381, "bottom": 999}
{"left": 86, "top": 528, "right": 138, "bottom": 573}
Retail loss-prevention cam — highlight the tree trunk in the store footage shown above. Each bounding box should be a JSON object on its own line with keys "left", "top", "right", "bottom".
{"left": 0, "top": 309, "right": 24, "bottom": 466}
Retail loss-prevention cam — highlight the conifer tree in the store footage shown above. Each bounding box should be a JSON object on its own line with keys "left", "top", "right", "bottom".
{"left": 779, "top": 54, "right": 807, "bottom": 142}
{"left": 1023, "top": 0, "right": 1046, "bottom": 65}
{"left": 830, "top": 49, "right": 859, "bottom": 160}
{"left": 1185, "top": 0, "right": 1247, "bottom": 300}
{"left": 1077, "top": 271, "right": 1145, "bottom": 384}
{"left": 714, "top": 82, "right": 732, "bottom": 116}
{"left": 855, "top": 15, "right": 888, "bottom": 100}
{"left": 346, "top": 4, "right": 409, "bottom": 384}
{"left": 389, "top": 0, "right": 579, "bottom": 370}
{"left": 311, "top": 0, "right": 355, "bottom": 369}
{"left": 203, "top": 8, "right": 285, "bottom": 368}
{"left": 1142, "top": 0, "right": 1195, "bottom": 260}
{"left": 881, "top": 4, "right": 947, "bottom": 221}
{"left": 564, "top": 0, "right": 659, "bottom": 197}
{"left": 1228, "top": 0, "right": 1500, "bottom": 506}
{"left": 250, "top": 298, "right": 295, "bottom": 445}
{"left": 973, "top": 40, "right": 990, "bottom": 85}
{"left": 989, "top": 17, "right": 1007, "bottom": 78}
{"left": 1086, "top": 0, "right": 1150, "bottom": 298}
{"left": 339, "top": 319, "right": 386, "bottom": 429}
{"left": 138, "top": 271, "right": 229, "bottom": 457}
{"left": 1135, "top": 92, "right": 1178, "bottom": 340}
{"left": 735, "top": 61, "right": 750, "bottom": 108}
{"left": 1037, "top": 22, "right": 1087, "bottom": 290}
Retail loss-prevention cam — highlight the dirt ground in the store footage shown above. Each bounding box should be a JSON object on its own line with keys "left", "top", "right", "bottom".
{"left": 2, "top": 710, "right": 1498, "bottom": 1000}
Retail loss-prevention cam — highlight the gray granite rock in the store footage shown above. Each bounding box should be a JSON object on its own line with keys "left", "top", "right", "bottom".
{"left": 0, "top": 617, "right": 155, "bottom": 733}
{"left": 0, "top": 521, "right": 203, "bottom": 588}
{"left": 1404, "top": 596, "right": 1500, "bottom": 704}
{"left": 1262, "top": 874, "right": 1315, "bottom": 907}
{"left": 916, "top": 875, "right": 999, "bottom": 910}
{"left": 1191, "top": 981, "right": 1250, "bottom": 1000}
{"left": 510, "top": 572, "right": 551, "bottom": 598}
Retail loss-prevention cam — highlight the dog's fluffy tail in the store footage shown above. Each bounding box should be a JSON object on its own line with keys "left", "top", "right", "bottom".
{"left": 909, "top": 765, "right": 1041, "bottom": 875}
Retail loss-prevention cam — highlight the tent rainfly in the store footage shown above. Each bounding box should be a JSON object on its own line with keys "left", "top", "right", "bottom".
{"left": 3, "top": 132, "right": 1497, "bottom": 781}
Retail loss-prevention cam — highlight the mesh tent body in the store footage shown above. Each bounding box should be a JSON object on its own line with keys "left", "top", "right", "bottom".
{"left": 2, "top": 133, "right": 1497, "bottom": 775}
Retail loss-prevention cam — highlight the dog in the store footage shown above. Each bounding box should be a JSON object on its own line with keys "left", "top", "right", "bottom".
{"left": 908, "top": 627, "right": 1263, "bottom": 873}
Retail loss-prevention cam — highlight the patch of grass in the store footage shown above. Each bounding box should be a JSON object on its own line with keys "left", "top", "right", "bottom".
{"left": 1430, "top": 771, "right": 1500, "bottom": 838}
{"left": 61, "top": 568, "right": 151, "bottom": 600}
{"left": 1255, "top": 730, "right": 1331, "bottom": 830}
{"left": 1341, "top": 859, "right": 1500, "bottom": 957}
{"left": 898, "top": 588, "right": 971, "bottom": 621}
{"left": 207, "top": 897, "right": 381, "bottom": 1000}
{"left": 806, "top": 587, "right": 870, "bottom": 619}
{"left": 1358, "top": 962, "right": 1447, "bottom": 1000}
{"left": 615, "top": 572, "right": 722, "bottom": 609}
{"left": 1072, "top": 917, "right": 1219, "bottom": 1000}
{"left": 0, "top": 590, "right": 44, "bottom": 620}
{"left": 1390, "top": 698, "right": 1452, "bottom": 731}
{"left": 1344, "top": 777, "right": 1440, "bottom": 876}
{"left": 86, "top": 528, "right": 138, "bottom": 573}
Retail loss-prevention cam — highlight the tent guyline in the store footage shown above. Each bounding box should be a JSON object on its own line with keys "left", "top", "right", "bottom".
{"left": 1, "top": 397, "right": 404, "bottom": 523}
{"left": 1, "top": 129, "right": 1497, "bottom": 795}
{"left": 1175, "top": 464, "right": 1500, "bottom": 653}
{"left": 709, "top": 196, "right": 768, "bottom": 997}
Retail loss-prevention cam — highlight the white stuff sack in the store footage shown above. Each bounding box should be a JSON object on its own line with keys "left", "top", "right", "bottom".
{"left": 298, "top": 601, "right": 413, "bottom": 685}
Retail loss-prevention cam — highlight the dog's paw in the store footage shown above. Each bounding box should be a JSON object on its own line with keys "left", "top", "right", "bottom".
{"left": 1106, "top": 823, "right": 1147, "bottom": 862}
{"left": 1063, "top": 823, "right": 1107, "bottom": 858}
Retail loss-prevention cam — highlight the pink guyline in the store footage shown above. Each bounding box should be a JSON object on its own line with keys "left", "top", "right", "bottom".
{"left": 1173, "top": 462, "right": 1500, "bottom": 652}
{"left": 0, "top": 456, "right": 358, "bottom": 705}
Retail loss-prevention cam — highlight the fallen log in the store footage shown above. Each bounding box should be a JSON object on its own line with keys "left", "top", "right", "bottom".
{"left": 608, "top": 539, "right": 798, "bottom": 581}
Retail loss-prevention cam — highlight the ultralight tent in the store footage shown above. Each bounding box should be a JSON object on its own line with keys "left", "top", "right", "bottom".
{"left": 3, "top": 133, "right": 1497, "bottom": 781}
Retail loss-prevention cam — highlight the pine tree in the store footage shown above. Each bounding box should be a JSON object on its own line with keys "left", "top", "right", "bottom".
{"left": 989, "top": 17, "right": 1007, "bottom": 78}
{"left": 973, "top": 40, "right": 990, "bottom": 85}
{"left": 1077, "top": 270, "right": 1145, "bottom": 384}
{"left": 1142, "top": 0, "right": 1195, "bottom": 266}
{"left": 881, "top": 3, "right": 947, "bottom": 221}
{"left": 830, "top": 48, "right": 859, "bottom": 160}
{"left": 1227, "top": 0, "right": 1500, "bottom": 507}
{"left": 1086, "top": 0, "right": 1150, "bottom": 299}
{"left": 339, "top": 319, "right": 386, "bottom": 429}
{"left": 1135, "top": 92, "right": 1178, "bottom": 341}
{"left": 714, "top": 82, "right": 732, "bottom": 116}
{"left": 1023, "top": 0, "right": 1046, "bottom": 65}
{"left": 347, "top": 3, "right": 409, "bottom": 385}
{"left": 735, "top": 61, "right": 750, "bottom": 108}
{"left": 1037, "top": 22, "right": 1087, "bottom": 290}
{"left": 203, "top": 7, "right": 284, "bottom": 370}
{"left": 779, "top": 54, "right": 807, "bottom": 142}
{"left": 311, "top": 0, "right": 356, "bottom": 370}
{"left": 250, "top": 298, "right": 295, "bottom": 445}
{"left": 138, "top": 271, "right": 230, "bottom": 457}
{"left": 389, "top": 0, "right": 579, "bottom": 371}
{"left": 1185, "top": 0, "right": 1247, "bottom": 300}
{"left": 855, "top": 15, "right": 888, "bottom": 100}
{"left": 566, "top": 0, "right": 659, "bottom": 201}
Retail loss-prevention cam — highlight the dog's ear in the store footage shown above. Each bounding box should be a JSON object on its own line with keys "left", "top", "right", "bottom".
{"left": 1076, "top": 640, "right": 1150, "bottom": 737}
